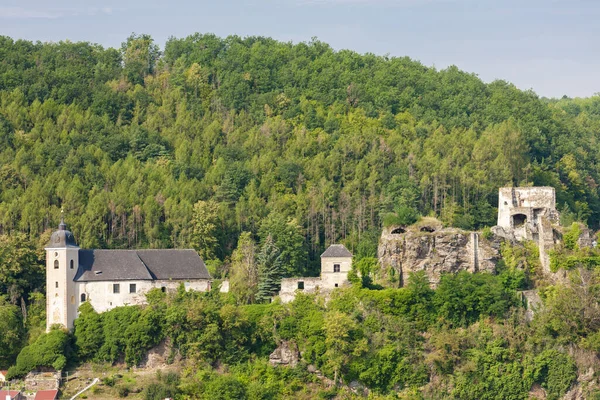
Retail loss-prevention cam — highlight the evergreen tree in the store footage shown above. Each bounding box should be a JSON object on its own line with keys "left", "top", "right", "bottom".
{"left": 255, "top": 235, "right": 282, "bottom": 303}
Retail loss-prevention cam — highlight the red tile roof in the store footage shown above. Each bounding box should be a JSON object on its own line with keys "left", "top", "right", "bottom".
{"left": 34, "top": 390, "right": 58, "bottom": 400}
{"left": 0, "top": 390, "right": 20, "bottom": 399}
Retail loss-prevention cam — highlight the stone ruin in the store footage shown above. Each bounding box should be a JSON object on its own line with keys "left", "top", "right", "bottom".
{"left": 493, "top": 186, "right": 560, "bottom": 273}
{"left": 377, "top": 218, "right": 499, "bottom": 288}
{"left": 378, "top": 186, "right": 594, "bottom": 287}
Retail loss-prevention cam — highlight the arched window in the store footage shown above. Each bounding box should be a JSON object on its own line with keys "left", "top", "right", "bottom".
{"left": 54, "top": 260, "right": 59, "bottom": 269}
{"left": 70, "top": 260, "right": 74, "bottom": 269}
{"left": 81, "top": 293, "right": 86, "bottom": 302}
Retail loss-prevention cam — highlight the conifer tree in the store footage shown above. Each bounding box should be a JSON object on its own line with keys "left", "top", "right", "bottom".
{"left": 255, "top": 235, "right": 282, "bottom": 303}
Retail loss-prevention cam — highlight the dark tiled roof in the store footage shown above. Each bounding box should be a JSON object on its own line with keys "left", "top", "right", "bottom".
{"left": 137, "top": 249, "right": 211, "bottom": 280}
{"left": 75, "top": 250, "right": 153, "bottom": 281}
{"left": 74, "top": 249, "right": 210, "bottom": 282}
{"left": 46, "top": 221, "right": 78, "bottom": 248}
{"left": 321, "top": 244, "right": 353, "bottom": 258}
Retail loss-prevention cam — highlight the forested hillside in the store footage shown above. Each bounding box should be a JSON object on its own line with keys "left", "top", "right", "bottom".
{"left": 1, "top": 34, "right": 600, "bottom": 267}
{"left": 2, "top": 33, "right": 600, "bottom": 399}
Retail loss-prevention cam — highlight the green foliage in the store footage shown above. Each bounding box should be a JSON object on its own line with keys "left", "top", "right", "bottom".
{"left": 498, "top": 241, "right": 540, "bottom": 289}
{"left": 434, "top": 271, "right": 516, "bottom": 326}
{"left": 8, "top": 328, "right": 72, "bottom": 378}
{"left": 564, "top": 222, "right": 582, "bottom": 250}
{"left": 481, "top": 226, "right": 493, "bottom": 240}
{"left": 255, "top": 235, "right": 283, "bottom": 303}
{"left": 533, "top": 350, "right": 577, "bottom": 400}
{"left": 3, "top": 32, "right": 600, "bottom": 398}
{"left": 0, "top": 295, "right": 24, "bottom": 368}
{"left": 203, "top": 374, "right": 247, "bottom": 400}
{"left": 74, "top": 302, "right": 104, "bottom": 361}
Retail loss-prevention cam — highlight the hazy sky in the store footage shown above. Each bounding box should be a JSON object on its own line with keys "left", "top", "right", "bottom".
{"left": 1, "top": 0, "right": 599, "bottom": 98}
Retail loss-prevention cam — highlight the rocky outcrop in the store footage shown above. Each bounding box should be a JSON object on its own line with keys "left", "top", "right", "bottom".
{"left": 378, "top": 219, "right": 500, "bottom": 287}
{"left": 269, "top": 341, "right": 300, "bottom": 367}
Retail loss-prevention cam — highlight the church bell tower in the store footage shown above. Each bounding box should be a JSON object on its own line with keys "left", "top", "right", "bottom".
{"left": 45, "top": 212, "right": 79, "bottom": 331}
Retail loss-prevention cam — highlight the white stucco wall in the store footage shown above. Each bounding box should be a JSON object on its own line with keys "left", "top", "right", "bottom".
{"left": 80, "top": 279, "right": 210, "bottom": 313}
{"left": 46, "top": 247, "right": 79, "bottom": 331}
{"left": 320, "top": 256, "right": 352, "bottom": 289}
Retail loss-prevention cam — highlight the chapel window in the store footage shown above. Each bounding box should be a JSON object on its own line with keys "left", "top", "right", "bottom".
{"left": 54, "top": 260, "right": 59, "bottom": 269}
{"left": 70, "top": 260, "right": 74, "bottom": 269}
{"left": 333, "top": 264, "right": 340, "bottom": 273}
{"left": 81, "top": 293, "right": 86, "bottom": 302}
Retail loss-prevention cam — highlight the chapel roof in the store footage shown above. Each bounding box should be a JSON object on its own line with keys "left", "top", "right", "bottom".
{"left": 46, "top": 216, "right": 78, "bottom": 248}
{"left": 321, "top": 244, "right": 353, "bottom": 258}
{"left": 74, "top": 249, "right": 210, "bottom": 282}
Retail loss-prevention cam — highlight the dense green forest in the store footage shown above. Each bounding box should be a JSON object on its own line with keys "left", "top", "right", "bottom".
{"left": 1, "top": 33, "right": 600, "bottom": 398}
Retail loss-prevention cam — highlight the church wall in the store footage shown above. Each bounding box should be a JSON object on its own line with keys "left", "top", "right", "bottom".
{"left": 81, "top": 279, "right": 211, "bottom": 313}
{"left": 46, "top": 247, "right": 79, "bottom": 330}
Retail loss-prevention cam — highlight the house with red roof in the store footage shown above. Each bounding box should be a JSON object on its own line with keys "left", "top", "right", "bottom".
{"left": 33, "top": 389, "right": 59, "bottom": 400}
{"left": 0, "top": 390, "right": 23, "bottom": 400}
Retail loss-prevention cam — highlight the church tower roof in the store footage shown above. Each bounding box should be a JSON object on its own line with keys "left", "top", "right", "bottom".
{"left": 47, "top": 211, "right": 78, "bottom": 248}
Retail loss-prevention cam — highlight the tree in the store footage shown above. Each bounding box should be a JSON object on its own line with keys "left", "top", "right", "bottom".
{"left": 0, "top": 295, "right": 23, "bottom": 368}
{"left": 229, "top": 232, "right": 258, "bottom": 304}
{"left": 0, "top": 234, "right": 44, "bottom": 307}
{"left": 323, "top": 310, "right": 356, "bottom": 385}
{"left": 255, "top": 235, "right": 282, "bottom": 303}
{"left": 8, "top": 328, "right": 72, "bottom": 378}
{"left": 190, "top": 200, "right": 219, "bottom": 260}
{"left": 258, "top": 213, "right": 306, "bottom": 277}
{"left": 73, "top": 302, "right": 104, "bottom": 361}
{"left": 121, "top": 33, "right": 160, "bottom": 84}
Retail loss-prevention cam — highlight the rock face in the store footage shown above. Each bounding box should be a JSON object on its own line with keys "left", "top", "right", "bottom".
{"left": 269, "top": 341, "right": 300, "bottom": 367}
{"left": 378, "top": 220, "right": 500, "bottom": 287}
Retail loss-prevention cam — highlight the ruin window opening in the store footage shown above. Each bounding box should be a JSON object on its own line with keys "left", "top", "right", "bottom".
{"left": 512, "top": 214, "right": 527, "bottom": 227}
{"left": 297, "top": 281, "right": 304, "bottom": 290}
{"left": 333, "top": 264, "right": 340, "bottom": 272}
{"left": 335, "top": 283, "right": 339, "bottom": 288}
{"left": 420, "top": 226, "right": 435, "bottom": 233}
{"left": 391, "top": 227, "right": 406, "bottom": 234}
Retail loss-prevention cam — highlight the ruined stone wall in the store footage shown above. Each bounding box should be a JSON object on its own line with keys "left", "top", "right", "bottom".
{"left": 497, "top": 187, "right": 556, "bottom": 229}
{"left": 378, "top": 224, "right": 499, "bottom": 288}
{"left": 279, "top": 277, "right": 322, "bottom": 303}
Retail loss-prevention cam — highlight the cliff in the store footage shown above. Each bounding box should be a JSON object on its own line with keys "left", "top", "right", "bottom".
{"left": 377, "top": 219, "right": 500, "bottom": 287}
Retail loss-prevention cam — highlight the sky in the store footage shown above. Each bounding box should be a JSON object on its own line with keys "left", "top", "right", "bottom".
{"left": 1, "top": 0, "right": 599, "bottom": 98}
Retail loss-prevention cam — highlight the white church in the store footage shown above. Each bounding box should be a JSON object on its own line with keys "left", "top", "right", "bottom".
{"left": 45, "top": 217, "right": 211, "bottom": 331}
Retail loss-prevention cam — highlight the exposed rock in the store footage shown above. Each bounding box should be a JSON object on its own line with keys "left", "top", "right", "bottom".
{"left": 378, "top": 220, "right": 500, "bottom": 287}
{"left": 136, "top": 339, "right": 179, "bottom": 369}
{"left": 269, "top": 341, "right": 300, "bottom": 367}
{"left": 520, "top": 289, "right": 542, "bottom": 322}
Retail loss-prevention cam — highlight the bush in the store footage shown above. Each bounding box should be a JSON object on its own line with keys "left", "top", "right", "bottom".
{"left": 534, "top": 350, "right": 577, "bottom": 400}
{"left": 7, "top": 328, "right": 72, "bottom": 378}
